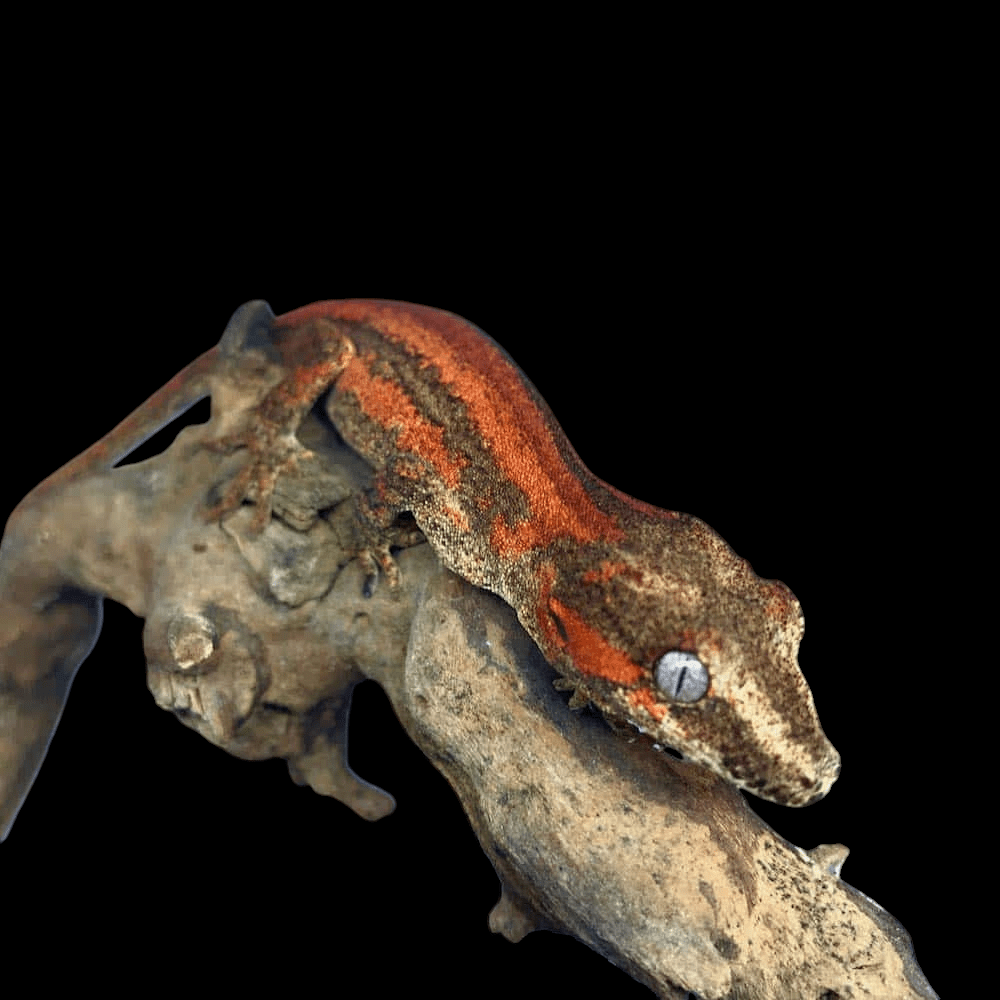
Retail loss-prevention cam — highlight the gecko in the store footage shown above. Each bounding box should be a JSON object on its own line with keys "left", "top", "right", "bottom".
{"left": 204, "top": 299, "right": 840, "bottom": 807}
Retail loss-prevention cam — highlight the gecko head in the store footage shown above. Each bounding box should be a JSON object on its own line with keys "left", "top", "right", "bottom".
{"left": 635, "top": 627, "right": 842, "bottom": 807}
{"left": 541, "top": 517, "right": 841, "bottom": 807}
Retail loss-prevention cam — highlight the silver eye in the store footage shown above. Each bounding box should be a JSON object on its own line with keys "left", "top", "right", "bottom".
{"left": 654, "top": 651, "right": 709, "bottom": 703}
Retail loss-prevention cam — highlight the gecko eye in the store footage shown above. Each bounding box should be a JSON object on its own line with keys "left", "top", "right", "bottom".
{"left": 654, "top": 651, "right": 709, "bottom": 703}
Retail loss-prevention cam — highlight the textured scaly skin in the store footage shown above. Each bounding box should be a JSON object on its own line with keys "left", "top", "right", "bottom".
{"left": 211, "top": 300, "right": 840, "bottom": 807}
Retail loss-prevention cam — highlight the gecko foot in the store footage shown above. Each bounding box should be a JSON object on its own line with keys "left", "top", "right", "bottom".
{"left": 359, "top": 542, "right": 400, "bottom": 597}
{"left": 202, "top": 324, "right": 354, "bottom": 534}
{"left": 354, "top": 487, "right": 424, "bottom": 596}
{"left": 203, "top": 429, "right": 314, "bottom": 534}
{"left": 357, "top": 523, "right": 425, "bottom": 595}
{"left": 554, "top": 678, "right": 636, "bottom": 737}
{"left": 553, "top": 676, "right": 592, "bottom": 711}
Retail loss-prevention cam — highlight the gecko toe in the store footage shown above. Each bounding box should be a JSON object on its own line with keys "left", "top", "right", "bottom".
{"left": 359, "top": 543, "right": 401, "bottom": 597}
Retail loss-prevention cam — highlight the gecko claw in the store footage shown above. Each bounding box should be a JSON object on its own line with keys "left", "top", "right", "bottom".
{"left": 553, "top": 677, "right": 592, "bottom": 711}
{"left": 358, "top": 542, "right": 401, "bottom": 597}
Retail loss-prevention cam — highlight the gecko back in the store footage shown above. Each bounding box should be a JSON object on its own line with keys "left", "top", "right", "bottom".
{"left": 270, "top": 300, "right": 840, "bottom": 806}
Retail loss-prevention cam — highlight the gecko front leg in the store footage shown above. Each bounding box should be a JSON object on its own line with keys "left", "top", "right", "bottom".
{"left": 204, "top": 327, "right": 356, "bottom": 534}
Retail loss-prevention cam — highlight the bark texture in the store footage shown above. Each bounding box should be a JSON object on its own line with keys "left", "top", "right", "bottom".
{"left": 0, "top": 325, "right": 937, "bottom": 999}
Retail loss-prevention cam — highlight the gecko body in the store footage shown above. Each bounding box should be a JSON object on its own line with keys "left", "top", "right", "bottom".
{"left": 212, "top": 299, "right": 840, "bottom": 807}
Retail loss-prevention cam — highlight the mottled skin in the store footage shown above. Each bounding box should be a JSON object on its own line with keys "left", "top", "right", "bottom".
{"left": 211, "top": 300, "right": 839, "bottom": 807}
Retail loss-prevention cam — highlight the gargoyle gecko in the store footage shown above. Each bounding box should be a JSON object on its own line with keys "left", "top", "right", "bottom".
{"left": 205, "top": 300, "right": 840, "bottom": 806}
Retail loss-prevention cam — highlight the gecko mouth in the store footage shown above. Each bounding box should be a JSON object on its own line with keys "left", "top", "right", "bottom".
{"left": 746, "top": 746, "right": 842, "bottom": 806}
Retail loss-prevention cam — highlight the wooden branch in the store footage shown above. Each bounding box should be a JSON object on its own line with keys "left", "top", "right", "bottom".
{"left": 0, "top": 330, "right": 938, "bottom": 999}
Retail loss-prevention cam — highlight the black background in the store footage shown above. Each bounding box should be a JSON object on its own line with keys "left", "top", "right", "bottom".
{"left": 2, "top": 166, "right": 949, "bottom": 997}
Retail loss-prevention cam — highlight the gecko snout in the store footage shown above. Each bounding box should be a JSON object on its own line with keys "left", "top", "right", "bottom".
{"left": 778, "top": 742, "right": 841, "bottom": 806}
{"left": 809, "top": 747, "right": 842, "bottom": 802}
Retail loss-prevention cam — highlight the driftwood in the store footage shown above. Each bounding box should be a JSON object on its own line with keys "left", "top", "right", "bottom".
{"left": 0, "top": 311, "right": 938, "bottom": 999}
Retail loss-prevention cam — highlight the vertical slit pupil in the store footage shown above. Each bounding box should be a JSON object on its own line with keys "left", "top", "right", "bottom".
{"left": 674, "top": 665, "right": 687, "bottom": 697}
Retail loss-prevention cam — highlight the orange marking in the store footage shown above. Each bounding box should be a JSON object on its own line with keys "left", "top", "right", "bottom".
{"left": 582, "top": 560, "right": 639, "bottom": 585}
{"left": 534, "top": 563, "right": 567, "bottom": 658}
{"left": 675, "top": 627, "right": 722, "bottom": 661}
{"left": 276, "top": 301, "right": 624, "bottom": 555}
{"left": 548, "top": 595, "right": 643, "bottom": 686}
{"left": 628, "top": 687, "right": 667, "bottom": 722}
{"left": 337, "top": 354, "right": 468, "bottom": 490}
{"left": 443, "top": 503, "right": 470, "bottom": 530}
